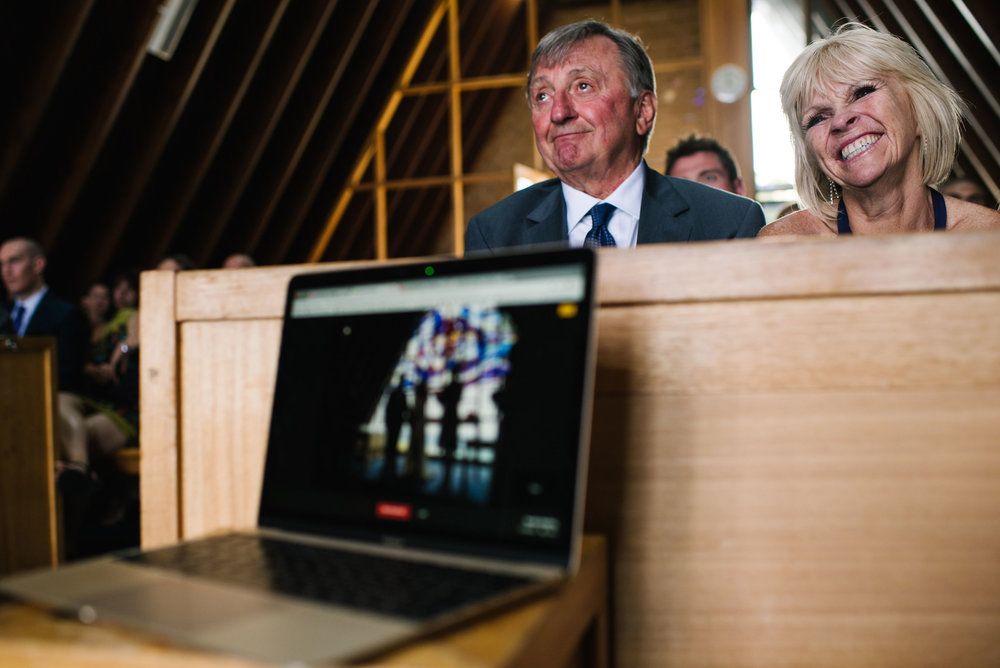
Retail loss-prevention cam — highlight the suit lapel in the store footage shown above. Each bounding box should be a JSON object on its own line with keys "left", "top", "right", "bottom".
{"left": 517, "top": 167, "right": 695, "bottom": 246}
{"left": 23, "top": 292, "right": 50, "bottom": 336}
{"left": 637, "top": 165, "right": 694, "bottom": 244}
{"left": 524, "top": 184, "right": 569, "bottom": 245}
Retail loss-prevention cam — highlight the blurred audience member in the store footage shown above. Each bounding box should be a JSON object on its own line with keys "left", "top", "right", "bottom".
{"left": 222, "top": 253, "right": 256, "bottom": 269}
{"left": 61, "top": 270, "right": 139, "bottom": 463}
{"left": 61, "top": 269, "right": 141, "bottom": 557}
{"left": 81, "top": 269, "right": 139, "bottom": 396}
{"left": 666, "top": 134, "right": 745, "bottom": 195}
{"left": 0, "top": 237, "right": 89, "bottom": 394}
{"left": 776, "top": 201, "right": 801, "bottom": 219}
{"left": 80, "top": 281, "right": 112, "bottom": 343}
{"left": 157, "top": 253, "right": 197, "bottom": 271}
{"left": 939, "top": 176, "right": 995, "bottom": 209}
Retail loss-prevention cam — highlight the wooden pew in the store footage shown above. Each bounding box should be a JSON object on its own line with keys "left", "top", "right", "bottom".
{"left": 0, "top": 337, "right": 61, "bottom": 575}
{"left": 140, "top": 232, "right": 1000, "bottom": 667}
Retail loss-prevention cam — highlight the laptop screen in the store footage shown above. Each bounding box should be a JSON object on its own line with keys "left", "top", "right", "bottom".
{"left": 258, "top": 249, "right": 596, "bottom": 566}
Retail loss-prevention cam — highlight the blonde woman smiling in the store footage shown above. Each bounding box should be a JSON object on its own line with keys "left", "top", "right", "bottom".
{"left": 760, "top": 23, "right": 1000, "bottom": 237}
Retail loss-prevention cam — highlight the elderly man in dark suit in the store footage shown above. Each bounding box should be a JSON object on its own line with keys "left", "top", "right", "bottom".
{"left": 465, "top": 21, "right": 763, "bottom": 253}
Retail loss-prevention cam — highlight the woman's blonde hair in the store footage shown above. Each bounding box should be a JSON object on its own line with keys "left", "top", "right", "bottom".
{"left": 780, "top": 22, "right": 966, "bottom": 222}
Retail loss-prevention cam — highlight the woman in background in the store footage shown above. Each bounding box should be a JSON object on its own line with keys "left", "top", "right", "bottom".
{"left": 59, "top": 270, "right": 141, "bottom": 556}
{"left": 60, "top": 270, "right": 140, "bottom": 474}
{"left": 79, "top": 270, "right": 140, "bottom": 455}
{"left": 80, "top": 282, "right": 112, "bottom": 343}
{"left": 759, "top": 22, "right": 1000, "bottom": 236}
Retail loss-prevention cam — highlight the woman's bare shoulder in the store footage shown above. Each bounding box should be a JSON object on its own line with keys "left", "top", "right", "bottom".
{"left": 945, "top": 196, "right": 1000, "bottom": 231}
{"left": 757, "top": 209, "right": 835, "bottom": 238}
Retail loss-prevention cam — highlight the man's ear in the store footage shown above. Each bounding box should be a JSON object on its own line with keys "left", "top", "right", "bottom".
{"left": 32, "top": 255, "right": 46, "bottom": 277}
{"left": 634, "top": 90, "right": 657, "bottom": 136}
{"left": 734, "top": 177, "right": 745, "bottom": 196}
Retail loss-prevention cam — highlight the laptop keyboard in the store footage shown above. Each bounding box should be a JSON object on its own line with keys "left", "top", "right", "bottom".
{"left": 125, "top": 533, "right": 534, "bottom": 621}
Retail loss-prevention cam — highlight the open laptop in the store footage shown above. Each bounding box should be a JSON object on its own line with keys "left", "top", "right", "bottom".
{"left": 0, "top": 247, "right": 598, "bottom": 665}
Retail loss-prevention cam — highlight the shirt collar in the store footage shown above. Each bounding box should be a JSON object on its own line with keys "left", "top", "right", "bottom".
{"left": 15, "top": 285, "right": 47, "bottom": 313}
{"left": 561, "top": 161, "right": 645, "bottom": 226}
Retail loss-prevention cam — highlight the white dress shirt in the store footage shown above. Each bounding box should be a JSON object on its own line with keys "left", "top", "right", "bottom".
{"left": 563, "top": 162, "right": 646, "bottom": 248}
{"left": 11, "top": 285, "right": 47, "bottom": 336}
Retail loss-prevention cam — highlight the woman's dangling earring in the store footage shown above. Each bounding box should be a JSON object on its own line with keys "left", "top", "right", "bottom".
{"left": 828, "top": 179, "right": 839, "bottom": 205}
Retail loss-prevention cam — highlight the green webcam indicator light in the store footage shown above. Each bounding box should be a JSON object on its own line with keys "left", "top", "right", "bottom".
{"left": 424, "top": 266, "right": 435, "bottom": 276}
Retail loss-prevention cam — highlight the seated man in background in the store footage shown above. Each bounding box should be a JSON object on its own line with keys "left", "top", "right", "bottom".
{"left": 156, "top": 253, "right": 197, "bottom": 271}
{"left": 666, "top": 133, "right": 746, "bottom": 196}
{"left": 939, "top": 176, "right": 995, "bottom": 209}
{"left": 465, "top": 21, "right": 764, "bottom": 253}
{"left": 1, "top": 237, "right": 89, "bottom": 395}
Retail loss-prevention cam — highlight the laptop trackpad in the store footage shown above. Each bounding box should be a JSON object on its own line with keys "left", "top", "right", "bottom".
{"left": 86, "top": 578, "right": 280, "bottom": 632}
{"left": 82, "top": 573, "right": 414, "bottom": 663}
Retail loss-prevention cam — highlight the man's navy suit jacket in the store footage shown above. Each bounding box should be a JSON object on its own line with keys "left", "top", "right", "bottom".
{"left": 465, "top": 163, "right": 765, "bottom": 253}
{"left": 1, "top": 290, "right": 89, "bottom": 394}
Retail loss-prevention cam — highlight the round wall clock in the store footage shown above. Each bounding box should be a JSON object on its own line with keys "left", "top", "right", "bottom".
{"left": 710, "top": 64, "right": 749, "bottom": 103}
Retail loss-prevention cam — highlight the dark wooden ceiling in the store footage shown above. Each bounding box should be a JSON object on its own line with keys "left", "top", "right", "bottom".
{"left": 1, "top": 0, "right": 997, "bottom": 298}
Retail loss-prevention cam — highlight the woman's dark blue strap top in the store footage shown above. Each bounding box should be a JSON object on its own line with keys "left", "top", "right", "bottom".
{"left": 837, "top": 188, "right": 947, "bottom": 234}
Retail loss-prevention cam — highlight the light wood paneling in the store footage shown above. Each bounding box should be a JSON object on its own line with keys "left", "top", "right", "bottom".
{"left": 138, "top": 271, "right": 179, "bottom": 547}
{"left": 595, "top": 293, "right": 1000, "bottom": 393}
{"left": 594, "top": 233, "right": 1000, "bottom": 305}
{"left": 587, "top": 389, "right": 1000, "bottom": 665}
{"left": 178, "top": 320, "right": 281, "bottom": 538}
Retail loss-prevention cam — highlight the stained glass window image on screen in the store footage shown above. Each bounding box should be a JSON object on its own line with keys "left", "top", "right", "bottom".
{"left": 358, "top": 304, "right": 516, "bottom": 504}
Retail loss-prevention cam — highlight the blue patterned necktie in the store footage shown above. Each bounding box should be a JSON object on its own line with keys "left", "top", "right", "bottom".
{"left": 10, "top": 304, "right": 25, "bottom": 335}
{"left": 584, "top": 202, "right": 617, "bottom": 248}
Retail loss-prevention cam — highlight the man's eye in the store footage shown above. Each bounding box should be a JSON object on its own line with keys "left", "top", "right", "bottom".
{"left": 534, "top": 91, "right": 549, "bottom": 103}
{"left": 577, "top": 82, "right": 591, "bottom": 91}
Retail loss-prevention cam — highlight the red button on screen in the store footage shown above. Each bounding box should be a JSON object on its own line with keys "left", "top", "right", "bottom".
{"left": 376, "top": 502, "right": 412, "bottom": 521}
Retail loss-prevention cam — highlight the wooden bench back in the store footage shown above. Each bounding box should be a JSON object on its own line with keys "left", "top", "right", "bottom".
{"left": 140, "top": 233, "right": 1000, "bottom": 667}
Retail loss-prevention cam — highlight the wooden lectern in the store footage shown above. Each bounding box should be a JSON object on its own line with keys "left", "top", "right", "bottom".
{"left": 0, "top": 337, "right": 61, "bottom": 576}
